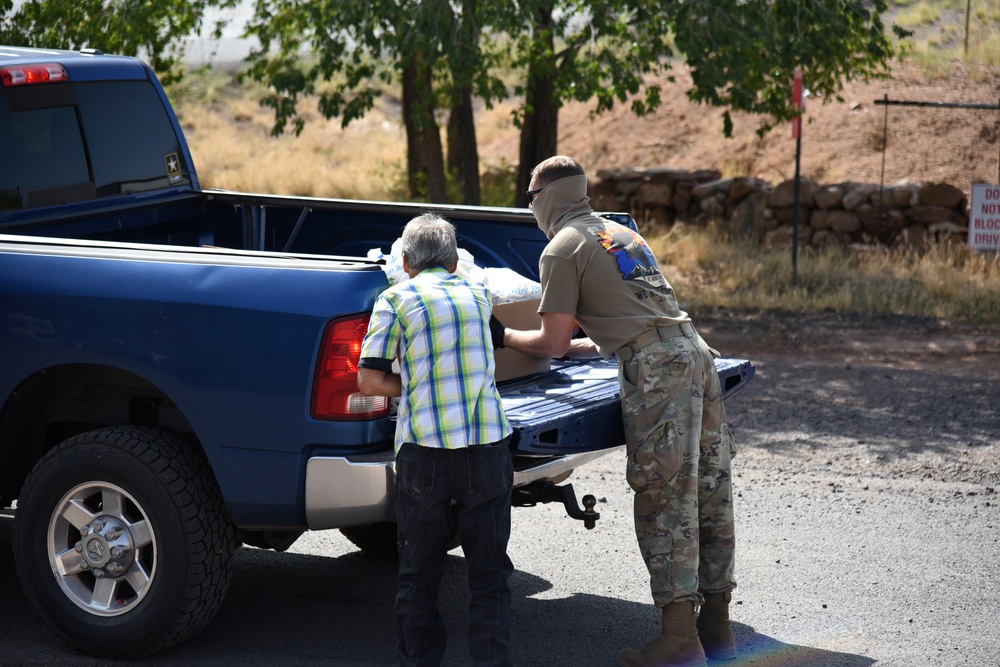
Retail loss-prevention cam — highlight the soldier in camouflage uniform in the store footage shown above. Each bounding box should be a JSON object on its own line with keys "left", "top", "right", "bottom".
{"left": 497, "top": 156, "right": 737, "bottom": 667}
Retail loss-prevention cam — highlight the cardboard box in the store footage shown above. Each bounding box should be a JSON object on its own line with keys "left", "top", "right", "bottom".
{"left": 493, "top": 298, "right": 551, "bottom": 382}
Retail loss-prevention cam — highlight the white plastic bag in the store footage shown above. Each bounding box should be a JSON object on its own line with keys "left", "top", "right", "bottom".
{"left": 368, "top": 241, "right": 540, "bottom": 305}
{"left": 368, "top": 239, "right": 408, "bottom": 286}
{"left": 454, "top": 248, "right": 487, "bottom": 286}
{"left": 483, "top": 267, "right": 542, "bottom": 304}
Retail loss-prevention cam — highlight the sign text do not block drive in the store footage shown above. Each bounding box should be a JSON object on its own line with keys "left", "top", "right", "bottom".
{"left": 969, "top": 184, "right": 1000, "bottom": 251}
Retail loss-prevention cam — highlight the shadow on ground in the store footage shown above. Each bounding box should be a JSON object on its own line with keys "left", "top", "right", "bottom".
{"left": 1, "top": 512, "right": 871, "bottom": 667}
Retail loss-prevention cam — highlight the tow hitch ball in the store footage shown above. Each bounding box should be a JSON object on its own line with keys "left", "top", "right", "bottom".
{"left": 512, "top": 482, "right": 600, "bottom": 529}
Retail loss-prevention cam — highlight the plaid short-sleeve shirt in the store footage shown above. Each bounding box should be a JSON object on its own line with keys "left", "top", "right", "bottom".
{"left": 359, "top": 267, "right": 511, "bottom": 452}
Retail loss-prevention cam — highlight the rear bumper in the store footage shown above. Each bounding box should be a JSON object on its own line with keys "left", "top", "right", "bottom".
{"left": 303, "top": 356, "right": 753, "bottom": 530}
{"left": 303, "top": 446, "right": 621, "bottom": 530}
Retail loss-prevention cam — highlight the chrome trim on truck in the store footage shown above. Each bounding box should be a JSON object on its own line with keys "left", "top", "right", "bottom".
{"left": 303, "top": 446, "right": 622, "bottom": 531}
{"left": 304, "top": 453, "right": 396, "bottom": 530}
{"left": 512, "top": 446, "right": 622, "bottom": 486}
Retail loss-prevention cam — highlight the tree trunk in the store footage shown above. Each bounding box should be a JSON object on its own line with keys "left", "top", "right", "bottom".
{"left": 446, "top": 0, "right": 481, "bottom": 205}
{"left": 447, "top": 89, "right": 481, "bottom": 205}
{"left": 516, "top": 19, "right": 559, "bottom": 208}
{"left": 402, "top": 54, "right": 448, "bottom": 203}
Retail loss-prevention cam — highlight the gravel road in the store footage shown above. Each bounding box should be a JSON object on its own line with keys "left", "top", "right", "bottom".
{"left": 2, "top": 310, "right": 998, "bottom": 666}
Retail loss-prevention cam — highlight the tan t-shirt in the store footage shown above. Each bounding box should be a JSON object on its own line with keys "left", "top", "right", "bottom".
{"left": 538, "top": 215, "right": 689, "bottom": 358}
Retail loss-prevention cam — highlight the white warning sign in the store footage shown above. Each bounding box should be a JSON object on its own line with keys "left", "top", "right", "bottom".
{"left": 969, "top": 184, "right": 1000, "bottom": 251}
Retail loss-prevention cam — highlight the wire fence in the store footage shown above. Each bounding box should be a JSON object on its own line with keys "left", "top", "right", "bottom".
{"left": 872, "top": 96, "right": 1000, "bottom": 252}
{"left": 874, "top": 95, "right": 1000, "bottom": 185}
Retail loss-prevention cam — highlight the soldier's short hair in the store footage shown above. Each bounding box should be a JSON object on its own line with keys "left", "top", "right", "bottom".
{"left": 531, "top": 156, "right": 586, "bottom": 188}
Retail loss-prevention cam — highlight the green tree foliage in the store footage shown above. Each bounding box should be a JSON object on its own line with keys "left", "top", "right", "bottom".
{"left": 510, "top": 0, "right": 905, "bottom": 205}
{"left": 241, "top": 0, "right": 510, "bottom": 204}
{"left": 0, "top": 0, "right": 905, "bottom": 207}
{"left": 0, "top": 0, "right": 238, "bottom": 84}
{"left": 511, "top": 0, "right": 676, "bottom": 205}
{"left": 671, "top": 0, "right": 908, "bottom": 136}
{"left": 239, "top": 0, "right": 683, "bottom": 205}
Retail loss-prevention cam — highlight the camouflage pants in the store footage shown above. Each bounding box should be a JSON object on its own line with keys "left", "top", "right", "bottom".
{"left": 619, "top": 330, "right": 737, "bottom": 607}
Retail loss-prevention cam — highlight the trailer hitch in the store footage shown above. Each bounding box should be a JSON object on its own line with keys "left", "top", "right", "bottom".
{"left": 512, "top": 482, "right": 600, "bottom": 529}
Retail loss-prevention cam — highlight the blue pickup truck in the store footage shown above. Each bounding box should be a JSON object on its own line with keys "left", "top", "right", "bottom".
{"left": 0, "top": 45, "right": 754, "bottom": 657}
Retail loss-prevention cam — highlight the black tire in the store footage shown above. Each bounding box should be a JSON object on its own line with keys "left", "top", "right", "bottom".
{"left": 13, "top": 426, "right": 236, "bottom": 658}
{"left": 341, "top": 507, "right": 462, "bottom": 559}
{"left": 340, "top": 522, "right": 401, "bottom": 559}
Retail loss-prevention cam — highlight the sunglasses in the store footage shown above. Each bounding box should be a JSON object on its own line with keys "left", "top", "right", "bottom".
{"left": 525, "top": 187, "right": 545, "bottom": 205}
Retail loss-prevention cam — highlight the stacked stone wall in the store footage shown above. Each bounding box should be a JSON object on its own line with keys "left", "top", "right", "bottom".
{"left": 589, "top": 167, "right": 973, "bottom": 249}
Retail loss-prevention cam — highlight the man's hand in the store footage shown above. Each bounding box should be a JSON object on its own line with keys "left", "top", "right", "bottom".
{"left": 489, "top": 314, "right": 506, "bottom": 349}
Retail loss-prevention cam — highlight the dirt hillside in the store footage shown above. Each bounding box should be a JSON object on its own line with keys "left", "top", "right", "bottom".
{"left": 481, "top": 62, "right": 1000, "bottom": 195}
{"left": 479, "top": 62, "right": 1000, "bottom": 374}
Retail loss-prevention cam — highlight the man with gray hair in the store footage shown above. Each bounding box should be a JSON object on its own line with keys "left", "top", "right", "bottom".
{"left": 358, "top": 213, "right": 514, "bottom": 667}
{"left": 499, "top": 157, "right": 738, "bottom": 667}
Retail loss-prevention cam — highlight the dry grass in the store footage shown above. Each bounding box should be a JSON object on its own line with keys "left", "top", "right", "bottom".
{"left": 649, "top": 225, "right": 1000, "bottom": 324}
{"left": 170, "top": 76, "right": 522, "bottom": 203}
{"left": 892, "top": 0, "right": 1000, "bottom": 73}
{"left": 165, "top": 18, "right": 1000, "bottom": 326}
{"left": 172, "top": 79, "right": 1000, "bottom": 325}
{"left": 176, "top": 95, "right": 406, "bottom": 200}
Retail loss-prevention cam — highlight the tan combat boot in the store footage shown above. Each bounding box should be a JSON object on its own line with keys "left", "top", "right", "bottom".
{"left": 617, "top": 601, "right": 708, "bottom": 667}
{"left": 697, "top": 591, "right": 737, "bottom": 660}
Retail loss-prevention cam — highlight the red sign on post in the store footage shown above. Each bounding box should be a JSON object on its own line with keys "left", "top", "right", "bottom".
{"left": 792, "top": 67, "right": 803, "bottom": 139}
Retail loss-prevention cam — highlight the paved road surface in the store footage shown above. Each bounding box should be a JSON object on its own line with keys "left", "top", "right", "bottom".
{"left": 2, "top": 350, "right": 998, "bottom": 666}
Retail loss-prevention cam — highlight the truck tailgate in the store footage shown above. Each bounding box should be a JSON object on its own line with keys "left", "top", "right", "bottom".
{"left": 500, "top": 357, "right": 755, "bottom": 456}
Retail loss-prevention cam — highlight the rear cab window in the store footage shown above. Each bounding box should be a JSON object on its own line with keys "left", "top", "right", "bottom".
{"left": 1, "top": 76, "right": 190, "bottom": 211}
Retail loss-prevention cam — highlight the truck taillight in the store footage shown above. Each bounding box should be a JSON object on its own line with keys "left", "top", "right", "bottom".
{"left": 0, "top": 63, "right": 69, "bottom": 87}
{"left": 312, "top": 314, "right": 389, "bottom": 421}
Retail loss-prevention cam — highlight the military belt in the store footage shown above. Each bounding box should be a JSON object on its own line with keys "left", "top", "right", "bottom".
{"left": 615, "top": 322, "right": 696, "bottom": 363}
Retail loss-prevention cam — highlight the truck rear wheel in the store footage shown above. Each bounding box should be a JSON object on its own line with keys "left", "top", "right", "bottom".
{"left": 340, "top": 522, "right": 401, "bottom": 558}
{"left": 13, "top": 426, "right": 235, "bottom": 657}
{"left": 341, "top": 508, "right": 462, "bottom": 558}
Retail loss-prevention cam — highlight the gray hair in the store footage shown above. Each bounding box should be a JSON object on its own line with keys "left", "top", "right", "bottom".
{"left": 401, "top": 213, "right": 459, "bottom": 273}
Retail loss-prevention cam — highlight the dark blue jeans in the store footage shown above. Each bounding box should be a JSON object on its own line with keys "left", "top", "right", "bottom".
{"left": 395, "top": 440, "right": 514, "bottom": 667}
